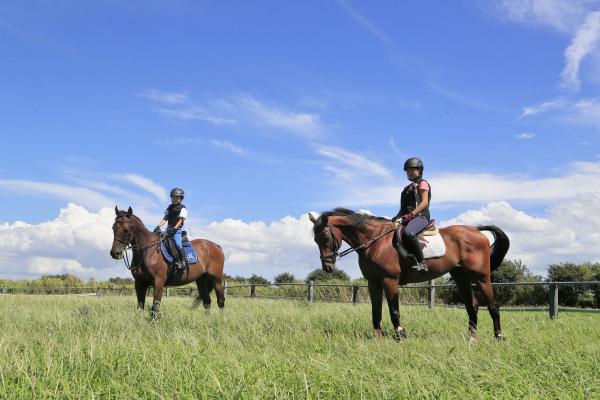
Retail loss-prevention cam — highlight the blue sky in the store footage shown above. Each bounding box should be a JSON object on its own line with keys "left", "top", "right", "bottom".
{"left": 1, "top": 1, "right": 600, "bottom": 279}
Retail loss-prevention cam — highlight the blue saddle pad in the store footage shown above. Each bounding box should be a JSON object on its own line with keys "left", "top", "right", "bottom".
{"left": 161, "top": 239, "right": 198, "bottom": 264}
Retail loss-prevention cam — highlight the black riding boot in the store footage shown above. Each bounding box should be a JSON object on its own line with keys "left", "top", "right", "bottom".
{"left": 177, "top": 247, "right": 188, "bottom": 270}
{"left": 404, "top": 234, "right": 428, "bottom": 272}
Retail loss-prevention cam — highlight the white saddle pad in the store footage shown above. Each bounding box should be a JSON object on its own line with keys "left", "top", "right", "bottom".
{"left": 418, "top": 233, "right": 446, "bottom": 259}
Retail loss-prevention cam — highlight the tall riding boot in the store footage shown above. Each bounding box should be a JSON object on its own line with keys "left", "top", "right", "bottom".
{"left": 404, "top": 234, "right": 428, "bottom": 272}
{"left": 177, "top": 247, "right": 188, "bottom": 270}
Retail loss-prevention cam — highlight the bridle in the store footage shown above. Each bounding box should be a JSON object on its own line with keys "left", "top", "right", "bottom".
{"left": 319, "top": 223, "right": 397, "bottom": 263}
{"left": 113, "top": 218, "right": 165, "bottom": 270}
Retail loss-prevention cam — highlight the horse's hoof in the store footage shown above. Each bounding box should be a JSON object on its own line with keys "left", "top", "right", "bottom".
{"left": 468, "top": 335, "right": 478, "bottom": 344}
{"left": 495, "top": 333, "right": 506, "bottom": 341}
{"left": 394, "top": 328, "right": 407, "bottom": 341}
{"left": 373, "top": 329, "right": 383, "bottom": 338}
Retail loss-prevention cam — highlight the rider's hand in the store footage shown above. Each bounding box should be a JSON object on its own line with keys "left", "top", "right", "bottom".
{"left": 393, "top": 219, "right": 401, "bottom": 227}
{"left": 153, "top": 226, "right": 162, "bottom": 235}
{"left": 166, "top": 226, "right": 176, "bottom": 236}
{"left": 401, "top": 213, "right": 414, "bottom": 224}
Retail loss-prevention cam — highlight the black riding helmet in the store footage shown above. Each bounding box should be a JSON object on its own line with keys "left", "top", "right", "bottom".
{"left": 170, "top": 187, "right": 185, "bottom": 199}
{"left": 403, "top": 157, "right": 424, "bottom": 172}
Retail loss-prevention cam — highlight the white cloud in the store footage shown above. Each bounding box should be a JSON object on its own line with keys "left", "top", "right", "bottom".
{"left": 144, "top": 92, "right": 324, "bottom": 138}
{"left": 516, "top": 132, "right": 536, "bottom": 139}
{"left": 560, "top": 11, "right": 600, "bottom": 91}
{"left": 0, "top": 179, "right": 114, "bottom": 211}
{"left": 441, "top": 196, "right": 600, "bottom": 275}
{"left": 314, "top": 144, "right": 391, "bottom": 179}
{"left": 497, "top": 0, "right": 592, "bottom": 33}
{"left": 238, "top": 96, "right": 322, "bottom": 138}
{"left": 3, "top": 196, "right": 600, "bottom": 280}
{"left": 521, "top": 98, "right": 567, "bottom": 117}
{"left": 211, "top": 139, "right": 246, "bottom": 155}
{"left": 139, "top": 89, "right": 189, "bottom": 104}
{"left": 118, "top": 174, "right": 168, "bottom": 203}
{"left": 0, "top": 203, "right": 121, "bottom": 280}
{"left": 336, "top": 0, "right": 391, "bottom": 44}
{"left": 323, "top": 160, "right": 600, "bottom": 207}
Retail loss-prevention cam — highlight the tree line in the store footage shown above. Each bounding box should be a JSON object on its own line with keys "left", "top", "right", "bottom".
{"left": 2, "top": 261, "right": 600, "bottom": 308}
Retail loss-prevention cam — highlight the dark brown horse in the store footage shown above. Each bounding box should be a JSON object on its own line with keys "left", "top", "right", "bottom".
{"left": 110, "top": 207, "right": 225, "bottom": 317}
{"left": 309, "top": 208, "right": 510, "bottom": 341}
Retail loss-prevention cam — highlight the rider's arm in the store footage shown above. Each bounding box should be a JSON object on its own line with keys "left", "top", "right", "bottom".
{"left": 173, "top": 218, "right": 184, "bottom": 230}
{"left": 157, "top": 218, "right": 167, "bottom": 227}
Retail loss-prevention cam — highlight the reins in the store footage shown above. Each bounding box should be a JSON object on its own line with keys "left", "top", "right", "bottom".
{"left": 114, "top": 224, "right": 166, "bottom": 270}
{"left": 321, "top": 224, "right": 397, "bottom": 262}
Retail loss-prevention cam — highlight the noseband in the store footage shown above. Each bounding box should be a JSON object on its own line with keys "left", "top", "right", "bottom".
{"left": 319, "top": 224, "right": 340, "bottom": 263}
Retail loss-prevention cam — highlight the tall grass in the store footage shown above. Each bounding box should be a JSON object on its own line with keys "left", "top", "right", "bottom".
{"left": 0, "top": 295, "right": 598, "bottom": 399}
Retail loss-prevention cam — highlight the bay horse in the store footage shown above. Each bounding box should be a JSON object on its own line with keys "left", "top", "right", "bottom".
{"left": 110, "top": 207, "right": 225, "bottom": 318}
{"left": 309, "top": 208, "right": 510, "bottom": 341}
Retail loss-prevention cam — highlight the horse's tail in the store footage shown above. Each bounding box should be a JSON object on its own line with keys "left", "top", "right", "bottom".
{"left": 477, "top": 226, "right": 510, "bottom": 272}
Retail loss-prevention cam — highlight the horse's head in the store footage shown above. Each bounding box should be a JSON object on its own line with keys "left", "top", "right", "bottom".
{"left": 110, "top": 206, "right": 135, "bottom": 259}
{"left": 309, "top": 213, "right": 342, "bottom": 273}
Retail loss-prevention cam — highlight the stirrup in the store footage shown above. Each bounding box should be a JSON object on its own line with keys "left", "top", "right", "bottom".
{"left": 412, "top": 261, "right": 428, "bottom": 272}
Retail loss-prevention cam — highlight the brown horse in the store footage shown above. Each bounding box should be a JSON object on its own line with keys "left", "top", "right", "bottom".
{"left": 309, "top": 208, "right": 510, "bottom": 341}
{"left": 110, "top": 207, "right": 225, "bottom": 317}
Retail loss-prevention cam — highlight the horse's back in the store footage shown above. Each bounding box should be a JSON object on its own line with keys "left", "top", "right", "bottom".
{"left": 190, "top": 238, "right": 225, "bottom": 277}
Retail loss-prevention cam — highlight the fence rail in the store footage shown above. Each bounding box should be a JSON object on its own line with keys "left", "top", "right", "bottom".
{"left": 2, "top": 281, "right": 599, "bottom": 320}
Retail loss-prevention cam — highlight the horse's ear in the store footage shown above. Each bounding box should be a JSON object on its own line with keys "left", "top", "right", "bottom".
{"left": 308, "top": 213, "right": 318, "bottom": 224}
{"left": 126, "top": 207, "right": 133, "bottom": 217}
{"left": 115, "top": 206, "right": 119, "bottom": 215}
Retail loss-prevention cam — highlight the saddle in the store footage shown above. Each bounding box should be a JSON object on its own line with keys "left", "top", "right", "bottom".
{"left": 160, "top": 231, "right": 198, "bottom": 265}
{"left": 395, "top": 220, "right": 446, "bottom": 259}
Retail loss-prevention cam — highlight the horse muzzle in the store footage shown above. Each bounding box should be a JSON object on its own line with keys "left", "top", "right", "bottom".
{"left": 110, "top": 250, "right": 123, "bottom": 260}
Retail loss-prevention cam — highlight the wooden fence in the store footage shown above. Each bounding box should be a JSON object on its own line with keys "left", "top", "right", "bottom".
{"left": 1, "top": 281, "right": 599, "bottom": 320}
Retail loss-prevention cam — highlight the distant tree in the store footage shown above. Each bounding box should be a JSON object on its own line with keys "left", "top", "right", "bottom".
{"left": 274, "top": 272, "right": 295, "bottom": 284}
{"left": 233, "top": 275, "right": 247, "bottom": 282}
{"left": 108, "top": 277, "right": 135, "bottom": 286}
{"left": 248, "top": 274, "right": 270, "bottom": 285}
{"left": 306, "top": 268, "right": 350, "bottom": 282}
{"left": 547, "top": 262, "right": 599, "bottom": 307}
{"left": 223, "top": 273, "right": 234, "bottom": 280}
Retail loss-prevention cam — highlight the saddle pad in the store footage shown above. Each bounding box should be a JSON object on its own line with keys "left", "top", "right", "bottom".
{"left": 161, "top": 241, "right": 198, "bottom": 264}
{"left": 419, "top": 233, "right": 446, "bottom": 259}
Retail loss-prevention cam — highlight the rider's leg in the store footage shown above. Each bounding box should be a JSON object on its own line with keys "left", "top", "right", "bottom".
{"left": 402, "top": 217, "right": 429, "bottom": 271}
{"left": 173, "top": 229, "right": 187, "bottom": 270}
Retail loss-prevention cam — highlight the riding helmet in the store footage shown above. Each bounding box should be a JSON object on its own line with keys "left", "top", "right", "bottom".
{"left": 403, "top": 157, "right": 424, "bottom": 171}
{"left": 170, "top": 187, "right": 185, "bottom": 199}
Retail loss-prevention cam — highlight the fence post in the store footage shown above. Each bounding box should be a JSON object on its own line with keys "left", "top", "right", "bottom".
{"left": 549, "top": 283, "right": 559, "bottom": 320}
{"left": 251, "top": 284, "right": 256, "bottom": 298}
{"left": 111, "top": 284, "right": 115, "bottom": 296}
{"left": 120, "top": 287, "right": 124, "bottom": 296}
{"left": 428, "top": 280, "right": 435, "bottom": 309}
{"left": 224, "top": 281, "right": 228, "bottom": 298}
{"left": 307, "top": 280, "right": 314, "bottom": 303}
{"left": 189, "top": 288, "right": 194, "bottom": 297}
{"left": 165, "top": 288, "right": 169, "bottom": 297}
{"left": 352, "top": 285, "right": 359, "bottom": 305}
{"left": 96, "top": 287, "right": 100, "bottom": 296}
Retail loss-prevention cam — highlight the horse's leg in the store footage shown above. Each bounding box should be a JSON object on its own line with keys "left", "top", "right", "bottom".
{"left": 151, "top": 277, "right": 165, "bottom": 319}
{"left": 450, "top": 269, "right": 479, "bottom": 342}
{"left": 367, "top": 280, "right": 384, "bottom": 338}
{"left": 213, "top": 277, "right": 225, "bottom": 310}
{"left": 195, "top": 274, "right": 212, "bottom": 311}
{"left": 476, "top": 276, "right": 504, "bottom": 340}
{"left": 383, "top": 278, "right": 407, "bottom": 341}
{"left": 134, "top": 279, "right": 147, "bottom": 311}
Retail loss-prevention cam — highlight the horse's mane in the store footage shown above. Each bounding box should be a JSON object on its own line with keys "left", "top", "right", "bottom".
{"left": 314, "top": 208, "right": 390, "bottom": 233}
{"left": 115, "top": 210, "right": 144, "bottom": 226}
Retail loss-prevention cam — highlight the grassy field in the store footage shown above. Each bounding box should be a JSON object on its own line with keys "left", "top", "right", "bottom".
{"left": 0, "top": 296, "right": 599, "bottom": 399}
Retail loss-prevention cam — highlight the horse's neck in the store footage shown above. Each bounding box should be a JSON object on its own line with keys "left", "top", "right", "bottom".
{"left": 131, "top": 217, "right": 153, "bottom": 246}
{"left": 334, "top": 219, "right": 369, "bottom": 248}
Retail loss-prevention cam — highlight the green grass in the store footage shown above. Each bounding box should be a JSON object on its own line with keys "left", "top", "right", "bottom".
{"left": 0, "top": 296, "right": 599, "bottom": 399}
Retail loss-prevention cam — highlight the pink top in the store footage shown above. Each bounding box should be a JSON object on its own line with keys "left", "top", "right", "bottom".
{"left": 406, "top": 180, "right": 430, "bottom": 192}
